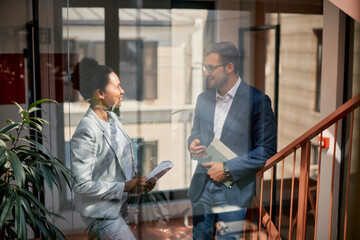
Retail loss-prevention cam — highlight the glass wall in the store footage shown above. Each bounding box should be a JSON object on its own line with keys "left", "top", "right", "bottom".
{"left": 341, "top": 19, "right": 360, "bottom": 239}
{"left": 1, "top": 0, "right": 341, "bottom": 239}
{"left": 58, "top": 2, "right": 283, "bottom": 237}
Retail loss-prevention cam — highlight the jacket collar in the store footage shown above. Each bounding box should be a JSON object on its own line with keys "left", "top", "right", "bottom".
{"left": 85, "top": 108, "right": 108, "bottom": 134}
{"left": 86, "top": 108, "right": 136, "bottom": 175}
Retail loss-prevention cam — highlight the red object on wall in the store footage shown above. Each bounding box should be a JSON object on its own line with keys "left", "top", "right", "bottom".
{"left": 0, "top": 53, "right": 80, "bottom": 104}
{"left": 318, "top": 136, "right": 330, "bottom": 149}
{"left": 0, "top": 54, "right": 26, "bottom": 104}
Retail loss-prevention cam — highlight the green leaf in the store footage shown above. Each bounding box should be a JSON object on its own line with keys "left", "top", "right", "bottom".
{"left": 14, "top": 147, "right": 46, "bottom": 161}
{"left": 23, "top": 120, "right": 42, "bottom": 132}
{"left": 23, "top": 129, "right": 48, "bottom": 142}
{"left": 20, "top": 195, "right": 35, "bottom": 228}
{"left": 39, "top": 217, "right": 66, "bottom": 240}
{"left": 4, "top": 224, "right": 17, "bottom": 239}
{"left": 19, "top": 189, "right": 49, "bottom": 214}
{"left": 61, "top": 171, "right": 75, "bottom": 190}
{"left": 54, "top": 157, "right": 74, "bottom": 172}
{"left": 48, "top": 211, "right": 66, "bottom": 221}
{"left": 53, "top": 158, "right": 75, "bottom": 184}
{"left": 34, "top": 219, "right": 50, "bottom": 239}
{"left": 0, "top": 139, "right": 6, "bottom": 147}
{"left": 0, "top": 146, "right": 7, "bottom": 167}
{"left": 22, "top": 138, "right": 55, "bottom": 162}
{"left": 49, "top": 167, "right": 62, "bottom": 191}
{"left": 12, "top": 101, "right": 23, "bottom": 114}
{"left": 40, "top": 164, "right": 53, "bottom": 191}
{"left": 0, "top": 133, "right": 12, "bottom": 142}
{"left": 49, "top": 223, "right": 66, "bottom": 240}
{"left": 29, "top": 99, "right": 58, "bottom": 109}
{"left": 0, "top": 186, "right": 15, "bottom": 227}
{"left": 93, "top": 105, "right": 108, "bottom": 110}
{"left": 19, "top": 200, "right": 27, "bottom": 240}
{"left": 24, "top": 166, "right": 44, "bottom": 192}
{"left": 28, "top": 106, "right": 42, "bottom": 114}
{"left": 28, "top": 117, "right": 50, "bottom": 125}
{"left": 0, "top": 146, "right": 6, "bottom": 158}
{"left": 0, "top": 123, "right": 20, "bottom": 134}
{"left": 110, "top": 102, "right": 117, "bottom": 112}
{"left": 86, "top": 97, "right": 103, "bottom": 102}
{"left": 15, "top": 195, "right": 21, "bottom": 237}
{"left": 7, "top": 150, "right": 26, "bottom": 187}
{"left": 21, "top": 110, "right": 27, "bottom": 119}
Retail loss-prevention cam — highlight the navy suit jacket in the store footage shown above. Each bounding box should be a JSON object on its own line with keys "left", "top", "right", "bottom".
{"left": 188, "top": 81, "right": 277, "bottom": 207}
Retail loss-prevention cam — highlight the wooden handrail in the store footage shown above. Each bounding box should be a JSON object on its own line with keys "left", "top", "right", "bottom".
{"left": 258, "top": 93, "right": 360, "bottom": 175}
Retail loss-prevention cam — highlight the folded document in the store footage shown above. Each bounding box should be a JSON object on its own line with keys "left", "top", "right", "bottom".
{"left": 199, "top": 138, "right": 236, "bottom": 188}
{"left": 146, "top": 160, "right": 174, "bottom": 184}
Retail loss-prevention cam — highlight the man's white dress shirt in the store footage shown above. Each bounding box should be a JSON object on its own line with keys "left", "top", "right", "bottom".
{"left": 213, "top": 77, "right": 241, "bottom": 140}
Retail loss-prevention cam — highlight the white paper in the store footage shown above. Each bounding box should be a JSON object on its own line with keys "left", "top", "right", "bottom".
{"left": 146, "top": 160, "right": 174, "bottom": 183}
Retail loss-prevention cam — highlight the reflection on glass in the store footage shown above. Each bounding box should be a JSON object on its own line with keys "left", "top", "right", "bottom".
{"left": 118, "top": 9, "right": 208, "bottom": 192}
{"left": 274, "top": 14, "right": 323, "bottom": 180}
{"left": 61, "top": 6, "right": 325, "bottom": 239}
{"left": 62, "top": 7, "right": 105, "bottom": 204}
{"left": 351, "top": 21, "right": 359, "bottom": 164}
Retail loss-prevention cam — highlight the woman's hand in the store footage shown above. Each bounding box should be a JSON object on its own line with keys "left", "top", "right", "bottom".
{"left": 124, "top": 175, "right": 145, "bottom": 193}
{"left": 144, "top": 180, "right": 156, "bottom": 193}
{"left": 124, "top": 175, "right": 156, "bottom": 193}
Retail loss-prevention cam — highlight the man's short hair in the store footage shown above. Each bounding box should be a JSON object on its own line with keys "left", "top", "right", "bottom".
{"left": 204, "top": 42, "right": 240, "bottom": 75}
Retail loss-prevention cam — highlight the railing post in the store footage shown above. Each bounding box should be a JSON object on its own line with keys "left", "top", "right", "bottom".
{"left": 296, "top": 140, "right": 311, "bottom": 240}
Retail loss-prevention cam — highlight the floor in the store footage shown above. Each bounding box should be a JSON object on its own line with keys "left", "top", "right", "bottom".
{"left": 33, "top": 204, "right": 316, "bottom": 240}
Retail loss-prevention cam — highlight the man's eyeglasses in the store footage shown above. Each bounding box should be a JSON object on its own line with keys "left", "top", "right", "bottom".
{"left": 202, "top": 64, "right": 225, "bottom": 73}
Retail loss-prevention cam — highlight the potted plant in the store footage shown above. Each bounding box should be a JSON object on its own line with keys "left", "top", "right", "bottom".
{"left": 0, "top": 99, "right": 74, "bottom": 240}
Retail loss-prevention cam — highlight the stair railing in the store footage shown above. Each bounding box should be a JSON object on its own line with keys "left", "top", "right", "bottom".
{"left": 252, "top": 93, "right": 359, "bottom": 240}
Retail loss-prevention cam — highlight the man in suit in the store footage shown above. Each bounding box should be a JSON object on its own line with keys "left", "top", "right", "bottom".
{"left": 188, "top": 42, "right": 277, "bottom": 239}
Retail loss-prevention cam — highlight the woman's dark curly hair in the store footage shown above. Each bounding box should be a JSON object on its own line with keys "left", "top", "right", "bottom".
{"left": 71, "top": 57, "right": 113, "bottom": 100}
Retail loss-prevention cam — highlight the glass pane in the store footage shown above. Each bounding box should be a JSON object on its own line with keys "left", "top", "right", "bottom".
{"left": 351, "top": 19, "right": 360, "bottom": 170}
{"left": 347, "top": 19, "right": 360, "bottom": 235}
{"left": 62, "top": 6, "right": 106, "bottom": 235}
{"left": 277, "top": 14, "right": 323, "bottom": 178}
{"left": 118, "top": 9, "right": 208, "bottom": 192}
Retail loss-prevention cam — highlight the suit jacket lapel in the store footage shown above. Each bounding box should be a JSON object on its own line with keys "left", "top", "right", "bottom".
{"left": 108, "top": 112, "right": 136, "bottom": 176}
{"left": 86, "top": 108, "right": 114, "bottom": 150}
{"left": 86, "top": 109, "right": 128, "bottom": 176}
{"left": 220, "top": 81, "right": 250, "bottom": 140}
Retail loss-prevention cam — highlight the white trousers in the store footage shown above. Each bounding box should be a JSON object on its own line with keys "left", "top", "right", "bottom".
{"left": 82, "top": 215, "right": 136, "bottom": 240}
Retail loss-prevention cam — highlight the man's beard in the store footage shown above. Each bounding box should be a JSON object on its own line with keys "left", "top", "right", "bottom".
{"left": 208, "top": 74, "right": 228, "bottom": 90}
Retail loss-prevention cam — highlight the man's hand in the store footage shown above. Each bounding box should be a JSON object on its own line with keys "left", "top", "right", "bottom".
{"left": 202, "top": 162, "right": 225, "bottom": 182}
{"left": 189, "top": 139, "right": 206, "bottom": 159}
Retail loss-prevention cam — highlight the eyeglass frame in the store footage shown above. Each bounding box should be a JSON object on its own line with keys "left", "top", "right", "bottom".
{"left": 202, "top": 63, "right": 227, "bottom": 73}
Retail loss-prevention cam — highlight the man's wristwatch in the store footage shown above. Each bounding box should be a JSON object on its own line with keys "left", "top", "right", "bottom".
{"left": 223, "top": 162, "right": 232, "bottom": 180}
